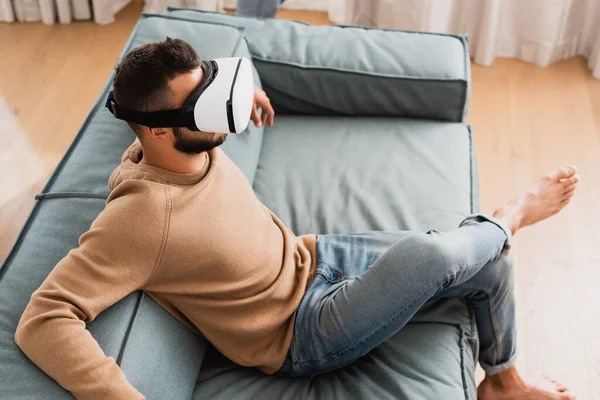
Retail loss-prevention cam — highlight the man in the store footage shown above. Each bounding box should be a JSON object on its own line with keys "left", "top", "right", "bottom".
{"left": 16, "top": 38, "right": 579, "bottom": 400}
{"left": 237, "top": 0, "right": 284, "bottom": 18}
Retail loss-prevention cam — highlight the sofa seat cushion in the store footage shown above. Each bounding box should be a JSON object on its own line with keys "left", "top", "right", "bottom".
{"left": 253, "top": 116, "right": 475, "bottom": 235}
{"left": 192, "top": 116, "right": 479, "bottom": 399}
{"left": 193, "top": 299, "right": 478, "bottom": 400}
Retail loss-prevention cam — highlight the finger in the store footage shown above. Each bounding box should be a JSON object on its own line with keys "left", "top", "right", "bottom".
{"left": 265, "top": 102, "right": 275, "bottom": 127}
{"left": 261, "top": 111, "right": 268, "bottom": 127}
{"left": 251, "top": 104, "right": 261, "bottom": 127}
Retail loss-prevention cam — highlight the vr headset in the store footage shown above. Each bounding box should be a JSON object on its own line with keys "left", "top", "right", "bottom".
{"left": 105, "top": 57, "right": 254, "bottom": 134}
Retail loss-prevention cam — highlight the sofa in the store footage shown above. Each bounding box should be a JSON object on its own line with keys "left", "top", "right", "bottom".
{"left": 0, "top": 9, "right": 480, "bottom": 399}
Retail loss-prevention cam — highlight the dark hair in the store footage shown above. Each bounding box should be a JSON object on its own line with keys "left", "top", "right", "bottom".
{"left": 112, "top": 37, "right": 201, "bottom": 135}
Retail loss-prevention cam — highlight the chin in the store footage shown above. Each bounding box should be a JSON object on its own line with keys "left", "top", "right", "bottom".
{"left": 174, "top": 133, "right": 227, "bottom": 155}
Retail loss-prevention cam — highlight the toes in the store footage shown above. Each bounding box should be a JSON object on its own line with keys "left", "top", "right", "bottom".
{"left": 563, "top": 191, "right": 576, "bottom": 199}
{"left": 553, "top": 382, "right": 568, "bottom": 392}
{"left": 559, "top": 392, "right": 576, "bottom": 399}
{"left": 545, "top": 376, "right": 567, "bottom": 390}
{"left": 543, "top": 376, "right": 574, "bottom": 398}
{"left": 551, "top": 166, "right": 577, "bottom": 181}
{"left": 561, "top": 174, "right": 580, "bottom": 186}
{"left": 563, "top": 184, "right": 577, "bottom": 194}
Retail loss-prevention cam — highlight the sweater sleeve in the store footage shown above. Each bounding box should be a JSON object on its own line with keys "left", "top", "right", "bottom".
{"left": 15, "top": 188, "right": 167, "bottom": 399}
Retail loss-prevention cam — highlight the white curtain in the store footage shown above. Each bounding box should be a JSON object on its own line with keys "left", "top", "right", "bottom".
{"left": 0, "top": 0, "right": 132, "bottom": 24}
{"left": 3, "top": 0, "right": 597, "bottom": 78}
{"left": 328, "top": 0, "right": 600, "bottom": 79}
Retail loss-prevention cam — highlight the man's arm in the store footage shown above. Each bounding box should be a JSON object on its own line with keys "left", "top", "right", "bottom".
{"left": 15, "top": 193, "right": 165, "bottom": 399}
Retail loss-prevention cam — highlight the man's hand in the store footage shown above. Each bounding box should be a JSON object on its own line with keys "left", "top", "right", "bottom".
{"left": 251, "top": 86, "right": 275, "bottom": 128}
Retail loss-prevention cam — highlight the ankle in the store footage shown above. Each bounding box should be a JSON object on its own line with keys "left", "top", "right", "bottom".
{"left": 485, "top": 367, "right": 526, "bottom": 391}
{"left": 493, "top": 205, "right": 522, "bottom": 236}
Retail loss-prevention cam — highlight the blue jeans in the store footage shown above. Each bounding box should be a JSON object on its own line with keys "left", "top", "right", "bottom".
{"left": 275, "top": 214, "right": 517, "bottom": 377}
{"left": 237, "top": 0, "right": 282, "bottom": 18}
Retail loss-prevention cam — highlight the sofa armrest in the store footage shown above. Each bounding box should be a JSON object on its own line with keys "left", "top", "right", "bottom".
{"left": 0, "top": 198, "right": 207, "bottom": 400}
{"left": 166, "top": 8, "right": 471, "bottom": 122}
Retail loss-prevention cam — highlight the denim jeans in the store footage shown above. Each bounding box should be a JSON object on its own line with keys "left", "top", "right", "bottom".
{"left": 237, "top": 0, "right": 282, "bottom": 18}
{"left": 275, "top": 214, "right": 517, "bottom": 377}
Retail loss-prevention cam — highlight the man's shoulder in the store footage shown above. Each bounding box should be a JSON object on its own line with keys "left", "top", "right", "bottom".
{"left": 86, "top": 183, "right": 168, "bottom": 252}
{"left": 104, "top": 177, "right": 168, "bottom": 224}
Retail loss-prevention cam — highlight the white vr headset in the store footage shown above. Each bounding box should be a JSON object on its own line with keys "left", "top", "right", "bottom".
{"left": 106, "top": 57, "right": 254, "bottom": 134}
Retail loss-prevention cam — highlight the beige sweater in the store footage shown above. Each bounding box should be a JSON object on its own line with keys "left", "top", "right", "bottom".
{"left": 15, "top": 141, "right": 316, "bottom": 399}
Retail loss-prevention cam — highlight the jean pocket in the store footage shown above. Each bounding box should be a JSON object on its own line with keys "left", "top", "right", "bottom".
{"left": 316, "top": 262, "right": 347, "bottom": 283}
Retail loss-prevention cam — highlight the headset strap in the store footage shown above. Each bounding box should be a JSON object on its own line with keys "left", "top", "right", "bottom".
{"left": 105, "top": 92, "right": 196, "bottom": 129}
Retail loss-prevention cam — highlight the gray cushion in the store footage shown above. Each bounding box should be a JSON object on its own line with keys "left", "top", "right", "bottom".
{"left": 44, "top": 14, "right": 264, "bottom": 197}
{"left": 166, "top": 8, "right": 470, "bottom": 122}
{"left": 253, "top": 116, "right": 475, "bottom": 235}
{"left": 193, "top": 300, "right": 477, "bottom": 400}
{"left": 0, "top": 198, "right": 205, "bottom": 399}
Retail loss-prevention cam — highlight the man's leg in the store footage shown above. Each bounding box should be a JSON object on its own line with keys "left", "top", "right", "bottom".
{"left": 281, "top": 166, "right": 579, "bottom": 399}
{"left": 432, "top": 256, "right": 575, "bottom": 400}
{"left": 431, "top": 253, "right": 517, "bottom": 374}
{"left": 284, "top": 216, "right": 511, "bottom": 377}
{"left": 237, "top": 0, "right": 280, "bottom": 18}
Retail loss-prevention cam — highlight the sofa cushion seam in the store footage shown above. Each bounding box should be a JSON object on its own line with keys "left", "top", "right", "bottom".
{"left": 35, "top": 192, "right": 109, "bottom": 201}
{"left": 458, "top": 325, "right": 471, "bottom": 400}
{"left": 254, "top": 57, "right": 466, "bottom": 82}
{"left": 115, "top": 292, "right": 145, "bottom": 366}
{"left": 469, "top": 125, "right": 474, "bottom": 214}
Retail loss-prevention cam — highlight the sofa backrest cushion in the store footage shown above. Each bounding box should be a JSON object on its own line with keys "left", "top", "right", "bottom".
{"left": 166, "top": 8, "right": 471, "bottom": 122}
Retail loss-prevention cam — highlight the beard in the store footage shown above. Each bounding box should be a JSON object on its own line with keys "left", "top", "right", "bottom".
{"left": 172, "top": 127, "right": 227, "bottom": 155}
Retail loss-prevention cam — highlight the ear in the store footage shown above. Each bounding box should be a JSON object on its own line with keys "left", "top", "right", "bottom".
{"left": 145, "top": 126, "right": 170, "bottom": 140}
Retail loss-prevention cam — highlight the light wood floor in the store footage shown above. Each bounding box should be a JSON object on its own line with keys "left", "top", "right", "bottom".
{"left": 1, "top": 1, "right": 599, "bottom": 397}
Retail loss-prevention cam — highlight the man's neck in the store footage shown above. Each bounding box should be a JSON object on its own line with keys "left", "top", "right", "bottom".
{"left": 140, "top": 146, "right": 207, "bottom": 175}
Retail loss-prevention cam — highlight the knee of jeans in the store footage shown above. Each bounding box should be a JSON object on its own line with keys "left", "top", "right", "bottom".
{"left": 481, "top": 253, "right": 515, "bottom": 292}
{"left": 410, "top": 233, "right": 462, "bottom": 277}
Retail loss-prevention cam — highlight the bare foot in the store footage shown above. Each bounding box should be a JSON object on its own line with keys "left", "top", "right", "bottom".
{"left": 478, "top": 368, "right": 576, "bottom": 399}
{"left": 493, "top": 166, "right": 579, "bottom": 235}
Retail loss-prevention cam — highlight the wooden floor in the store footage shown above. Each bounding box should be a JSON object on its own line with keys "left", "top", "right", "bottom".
{"left": 1, "top": 1, "right": 599, "bottom": 397}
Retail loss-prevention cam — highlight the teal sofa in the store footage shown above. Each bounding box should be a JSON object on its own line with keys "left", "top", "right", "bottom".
{"left": 0, "top": 9, "right": 480, "bottom": 399}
